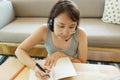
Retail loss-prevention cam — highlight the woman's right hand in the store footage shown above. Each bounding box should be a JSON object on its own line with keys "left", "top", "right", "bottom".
{"left": 34, "top": 64, "right": 51, "bottom": 79}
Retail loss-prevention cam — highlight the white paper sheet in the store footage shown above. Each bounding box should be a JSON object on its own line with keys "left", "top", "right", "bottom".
{"left": 29, "top": 57, "right": 76, "bottom": 80}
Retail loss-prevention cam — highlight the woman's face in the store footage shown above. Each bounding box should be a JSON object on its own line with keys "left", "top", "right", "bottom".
{"left": 54, "top": 12, "right": 77, "bottom": 40}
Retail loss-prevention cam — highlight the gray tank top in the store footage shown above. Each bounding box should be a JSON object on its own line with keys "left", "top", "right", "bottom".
{"left": 45, "top": 29, "right": 78, "bottom": 58}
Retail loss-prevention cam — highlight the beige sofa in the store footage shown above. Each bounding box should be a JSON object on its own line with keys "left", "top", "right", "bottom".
{"left": 0, "top": 0, "right": 120, "bottom": 54}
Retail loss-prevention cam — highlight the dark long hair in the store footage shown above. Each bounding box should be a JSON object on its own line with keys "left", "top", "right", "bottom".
{"left": 48, "top": 0, "right": 80, "bottom": 32}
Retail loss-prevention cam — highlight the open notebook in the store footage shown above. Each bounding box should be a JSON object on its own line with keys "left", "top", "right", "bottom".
{"left": 29, "top": 57, "right": 77, "bottom": 80}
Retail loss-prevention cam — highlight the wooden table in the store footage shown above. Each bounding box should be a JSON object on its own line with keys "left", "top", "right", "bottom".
{"left": 16, "top": 63, "right": 120, "bottom": 80}
{"left": 0, "top": 58, "right": 120, "bottom": 80}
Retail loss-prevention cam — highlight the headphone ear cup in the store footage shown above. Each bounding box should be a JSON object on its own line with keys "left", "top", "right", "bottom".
{"left": 49, "top": 19, "right": 53, "bottom": 27}
{"left": 48, "top": 18, "right": 54, "bottom": 31}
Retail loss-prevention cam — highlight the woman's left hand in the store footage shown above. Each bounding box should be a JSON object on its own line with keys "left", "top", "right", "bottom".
{"left": 44, "top": 52, "right": 66, "bottom": 68}
{"left": 71, "top": 58, "right": 81, "bottom": 63}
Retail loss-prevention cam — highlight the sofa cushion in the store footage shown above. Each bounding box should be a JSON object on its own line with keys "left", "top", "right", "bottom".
{"left": 10, "top": 0, "right": 57, "bottom": 17}
{"left": 80, "top": 18, "right": 120, "bottom": 47}
{"left": 101, "top": 0, "right": 120, "bottom": 24}
{"left": 0, "top": 18, "right": 47, "bottom": 43}
{"left": 0, "top": 18, "right": 120, "bottom": 47}
{"left": 0, "top": 1, "right": 14, "bottom": 29}
{"left": 74, "top": 0, "right": 105, "bottom": 18}
{"left": 10, "top": 0, "right": 105, "bottom": 18}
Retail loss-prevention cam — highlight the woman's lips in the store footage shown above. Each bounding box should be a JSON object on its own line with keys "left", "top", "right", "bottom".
{"left": 59, "top": 35, "right": 70, "bottom": 39}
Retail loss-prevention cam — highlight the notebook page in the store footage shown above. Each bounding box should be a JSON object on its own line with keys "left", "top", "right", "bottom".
{"left": 29, "top": 57, "right": 76, "bottom": 80}
{"left": 53, "top": 57, "right": 77, "bottom": 80}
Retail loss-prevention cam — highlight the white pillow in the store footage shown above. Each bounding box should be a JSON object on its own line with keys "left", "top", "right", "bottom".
{"left": 0, "top": 1, "right": 15, "bottom": 29}
{"left": 101, "top": 0, "right": 120, "bottom": 24}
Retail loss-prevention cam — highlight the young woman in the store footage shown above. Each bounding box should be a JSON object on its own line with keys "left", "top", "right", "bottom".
{"left": 15, "top": 0, "right": 87, "bottom": 79}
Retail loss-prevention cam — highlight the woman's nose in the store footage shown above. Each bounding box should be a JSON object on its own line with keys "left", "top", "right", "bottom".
{"left": 62, "top": 29, "right": 69, "bottom": 35}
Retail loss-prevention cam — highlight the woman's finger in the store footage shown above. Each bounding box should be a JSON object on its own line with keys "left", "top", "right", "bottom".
{"left": 52, "top": 59, "right": 57, "bottom": 67}
{"left": 44, "top": 66, "right": 51, "bottom": 73}
{"left": 52, "top": 57, "right": 58, "bottom": 67}
{"left": 45, "top": 57, "right": 51, "bottom": 66}
{"left": 39, "top": 70, "right": 50, "bottom": 79}
{"left": 48, "top": 58, "right": 54, "bottom": 68}
{"left": 35, "top": 71, "right": 41, "bottom": 78}
{"left": 35, "top": 66, "right": 50, "bottom": 79}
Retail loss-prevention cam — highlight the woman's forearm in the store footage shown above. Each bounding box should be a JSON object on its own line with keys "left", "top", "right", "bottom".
{"left": 52, "top": 52, "right": 73, "bottom": 59}
{"left": 54, "top": 52, "right": 85, "bottom": 63}
{"left": 15, "top": 48, "right": 36, "bottom": 70}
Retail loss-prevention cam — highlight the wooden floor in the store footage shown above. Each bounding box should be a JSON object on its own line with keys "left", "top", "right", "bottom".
{"left": 88, "top": 51, "right": 120, "bottom": 62}
{"left": 0, "top": 43, "right": 120, "bottom": 62}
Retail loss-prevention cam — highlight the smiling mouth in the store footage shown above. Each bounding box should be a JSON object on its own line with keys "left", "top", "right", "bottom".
{"left": 59, "top": 35, "right": 69, "bottom": 38}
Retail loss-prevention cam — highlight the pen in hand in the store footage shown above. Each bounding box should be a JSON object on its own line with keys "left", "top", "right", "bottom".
{"left": 36, "top": 63, "right": 50, "bottom": 78}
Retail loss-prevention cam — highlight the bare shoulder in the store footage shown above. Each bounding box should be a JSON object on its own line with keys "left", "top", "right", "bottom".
{"left": 77, "top": 27, "right": 87, "bottom": 41}
{"left": 77, "top": 27, "right": 86, "bottom": 36}
{"left": 37, "top": 24, "right": 48, "bottom": 33}
{"left": 33, "top": 24, "right": 48, "bottom": 41}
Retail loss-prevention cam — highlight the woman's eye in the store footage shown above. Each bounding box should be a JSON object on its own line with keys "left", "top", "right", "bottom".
{"left": 59, "top": 25, "right": 64, "bottom": 28}
{"left": 69, "top": 27, "right": 75, "bottom": 29}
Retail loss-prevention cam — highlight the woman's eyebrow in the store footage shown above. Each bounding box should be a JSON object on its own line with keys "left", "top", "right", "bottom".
{"left": 57, "top": 21, "right": 76, "bottom": 26}
{"left": 71, "top": 24, "right": 76, "bottom": 25}
{"left": 58, "top": 22, "right": 65, "bottom": 25}
{"left": 60, "top": 22, "right": 76, "bottom": 25}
